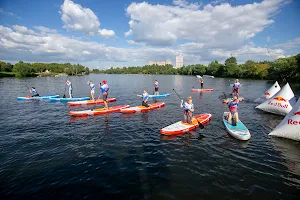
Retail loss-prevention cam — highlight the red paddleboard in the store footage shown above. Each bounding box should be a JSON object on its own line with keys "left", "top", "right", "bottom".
{"left": 191, "top": 89, "right": 214, "bottom": 92}
{"left": 160, "top": 113, "right": 212, "bottom": 135}
{"left": 120, "top": 102, "right": 165, "bottom": 113}
{"left": 222, "top": 97, "right": 244, "bottom": 103}
{"left": 67, "top": 98, "right": 116, "bottom": 106}
{"left": 69, "top": 105, "right": 130, "bottom": 117}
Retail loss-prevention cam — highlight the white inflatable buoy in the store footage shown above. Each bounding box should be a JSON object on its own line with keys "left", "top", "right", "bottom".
{"left": 196, "top": 75, "right": 202, "bottom": 79}
{"left": 256, "top": 83, "right": 296, "bottom": 116}
{"left": 269, "top": 98, "right": 300, "bottom": 141}
{"left": 254, "top": 81, "right": 281, "bottom": 103}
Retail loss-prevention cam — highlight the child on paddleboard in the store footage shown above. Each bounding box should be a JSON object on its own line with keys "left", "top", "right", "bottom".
{"left": 66, "top": 80, "right": 72, "bottom": 98}
{"left": 154, "top": 80, "right": 159, "bottom": 95}
{"left": 232, "top": 79, "right": 241, "bottom": 98}
{"left": 137, "top": 89, "right": 150, "bottom": 107}
{"left": 227, "top": 96, "right": 239, "bottom": 125}
{"left": 99, "top": 80, "right": 109, "bottom": 109}
{"left": 30, "top": 87, "right": 39, "bottom": 97}
{"left": 200, "top": 78, "right": 204, "bottom": 89}
{"left": 181, "top": 96, "right": 194, "bottom": 124}
{"left": 88, "top": 80, "right": 95, "bottom": 100}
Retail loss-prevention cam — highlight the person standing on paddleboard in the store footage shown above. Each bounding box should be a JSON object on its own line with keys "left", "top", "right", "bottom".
{"left": 99, "top": 80, "right": 109, "bottom": 109}
{"left": 200, "top": 78, "right": 204, "bottom": 89}
{"left": 88, "top": 81, "right": 95, "bottom": 100}
{"left": 66, "top": 80, "right": 72, "bottom": 98}
{"left": 232, "top": 79, "right": 241, "bottom": 98}
{"left": 227, "top": 96, "right": 239, "bottom": 125}
{"left": 30, "top": 87, "right": 39, "bottom": 97}
{"left": 180, "top": 96, "right": 194, "bottom": 124}
{"left": 137, "top": 89, "right": 150, "bottom": 107}
{"left": 154, "top": 80, "right": 159, "bottom": 95}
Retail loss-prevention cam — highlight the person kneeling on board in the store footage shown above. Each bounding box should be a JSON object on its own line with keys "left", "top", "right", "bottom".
{"left": 30, "top": 87, "right": 39, "bottom": 97}
{"left": 180, "top": 96, "right": 194, "bottom": 124}
{"left": 99, "top": 80, "right": 109, "bottom": 109}
{"left": 227, "top": 96, "right": 239, "bottom": 126}
{"left": 137, "top": 89, "right": 150, "bottom": 107}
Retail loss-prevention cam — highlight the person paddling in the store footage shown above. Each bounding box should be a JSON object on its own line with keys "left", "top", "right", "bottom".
{"left": 137, "top": 89, "right": 149, "bottom": 107}
{"left": 180, "top": 96, "right": 194, "bottom": 124}
{"left": 99, "top": 80, "right": 109, "bottom": 109}
{"left": 30, "top": 87, "right": 39, "bottom": 97}
{"left": 88, "top": 80, "right": 95, "bottom": 100}
{"left": 66, "top": 80, "right": 72, "bottom": 98}
{"left": 154, "top": 80, "right": 159, "bottom": 95}
{"left": 200, "top": 78, "right": 204, "bottom": 89}
{"left": 227, "top": 96, "right": 239, "bottom": 125}
{"left": 232, "top": 79, "right": 241, "bottom": 98}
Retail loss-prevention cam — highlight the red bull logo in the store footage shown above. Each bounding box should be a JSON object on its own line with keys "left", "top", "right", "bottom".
{"left": 293, "top": 111, "right": 300, "bottom": 116}
{"left": 287, "top": 111, "right": 300, "bottom": 125}
{"left": 264, "top": 92, "right": 270, "bottom": 96}
{"left": 268, "top": 96, "right": 289, "bottom": 108}
{"left": 273, "top": 96, "right": 287, "bottom": 102}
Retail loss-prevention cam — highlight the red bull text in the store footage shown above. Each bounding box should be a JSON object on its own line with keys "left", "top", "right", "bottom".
{"left": 268, "top": 96, "right": 288, "bottom": 108}
{"left": 287, "top": 111, "right": 300, "bottom": 125}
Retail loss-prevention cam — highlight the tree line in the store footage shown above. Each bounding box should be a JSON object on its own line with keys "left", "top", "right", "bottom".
{"left": 92, "top": 54, "right": 300, "bottom": 81}
{"left": 0, "top": 61, "right": 90, "bottom": 77}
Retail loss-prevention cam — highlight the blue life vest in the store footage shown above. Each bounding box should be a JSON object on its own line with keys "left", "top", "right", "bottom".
{"left": 100, "top": 84, "right": 109, "bottom": 93}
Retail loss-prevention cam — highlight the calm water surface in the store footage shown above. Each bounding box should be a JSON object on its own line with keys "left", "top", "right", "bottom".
{"left": 0, "top": 74, "right": 300, "bottom": 199}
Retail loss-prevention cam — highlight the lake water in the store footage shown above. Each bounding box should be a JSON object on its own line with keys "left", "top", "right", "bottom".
{"left": 0, "top": 74, "right": 300, "bottom": 199}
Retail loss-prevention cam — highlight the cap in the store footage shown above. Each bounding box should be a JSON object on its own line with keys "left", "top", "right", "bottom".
{"left": 102, "top": 80, "right": 107, "bottom": 84}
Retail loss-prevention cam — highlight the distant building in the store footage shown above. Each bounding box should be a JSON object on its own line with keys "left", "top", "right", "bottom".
{"left": 175, "top": 54, "right": 183, "bottom": 68}
{"left": 148, "top": 59, "right": 172, "bottom": 66}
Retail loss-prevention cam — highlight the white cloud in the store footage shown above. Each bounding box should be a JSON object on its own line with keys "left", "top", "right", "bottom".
{"left": 274, "top": 37, "right": 300, "bottom": 49}
{"left": 0, "top": 24, "right": 291, "bottom": 68}
{"left": 267, "top": 36, "right": 271, "bottom": 42}
{"left": 125, "top": 0, "right": 289, "bottom": 47}
{"left": 0, "top": 8, "right": 21, "bottom": 19}
{"left": 34, "top": 26, "right": 57, "bottom": 33}
{"left": 124, "top": 29, "right": 133, "bottom": 37}
{"left": 173, "top": 0, "right": 202, "bottom": 10}
{"left": 60, "top": 0, "right": 115, "bottom": 38}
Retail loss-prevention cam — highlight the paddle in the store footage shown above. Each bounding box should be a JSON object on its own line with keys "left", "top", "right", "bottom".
{"left": 191, "top": 80, "right": 199, "bottom": 88}
{"left": 172, "top": 89, "right": 204, "bottom": 129}
{"left": 63, "top": 84, "right": 66, "bottom": 98}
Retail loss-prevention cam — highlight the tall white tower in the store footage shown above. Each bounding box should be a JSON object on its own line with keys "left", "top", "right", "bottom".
{"left": 176, "top": 54, "right": 183, "bottom": 68}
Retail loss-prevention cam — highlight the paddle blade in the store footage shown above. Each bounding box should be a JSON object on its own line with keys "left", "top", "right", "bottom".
{"left": 63, "top": 94, "right": 66, "bottom": 98}
{"left": 198, "top": 122, "right": 204, "bottom": 129}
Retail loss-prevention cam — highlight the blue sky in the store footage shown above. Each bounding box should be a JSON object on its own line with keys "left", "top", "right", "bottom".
{"left": 0, "top": 0, "right": 299, "bottom": 69}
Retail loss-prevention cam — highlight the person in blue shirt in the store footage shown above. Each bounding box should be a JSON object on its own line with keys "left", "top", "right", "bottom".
{"left": 137, "top": 89, "right": 149, "bottom": 107}
{"left": 66, "top": 80, "right": 72, "bottom": 98}
{"left": 88, "top": 80, "right": 95, "bottom": 100}
{"left": 154, "top": 80, "right": 159, "bottom": 95}
{"left": 180, "top": 96, "right": 194, "bottom": 124}
{"left": 99, "top": 80, "right": 109, "bottom": 109}
{"left": 232, "top": 79, "right": 241, "bottom": 98}
{"left": 30, "top": 87, "right": 39, "bottom": 97}
{"left": 227, "top": 96, "right": 239, "bottom": 125}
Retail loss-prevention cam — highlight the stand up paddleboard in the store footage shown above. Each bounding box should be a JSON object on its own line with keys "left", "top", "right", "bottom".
{"left": 120, "top": 102, "right": 165, "bottom": 113}
{"left": 67, "top": 98, "right": 116, "bottom": 106}
{"left": 69, "top": 105, "right": 130, "bottom": 117}
{"left": 17, "top": 95, "right": 59, "bottom": 100}
{"left": 49, "top": 97, "right": 90, "bottom": 101}
{"left": 191, "top": 89, "right": 214, "bottom": 92}
{"left": 223, "top": 112, "right": 250, "bottom": 140}
{"left": 148, "top": 94, "right": 170, "bottom": 98}
{"left": 222, "top": 97, "right": 244, "bottom": 103}
{"left": 160, "top": 113, "right": 212, "bottom": 135}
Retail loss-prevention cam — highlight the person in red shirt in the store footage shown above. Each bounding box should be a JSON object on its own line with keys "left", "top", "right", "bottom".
{"left": 200, "top": 78, "right": 204, "bottom": 89}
